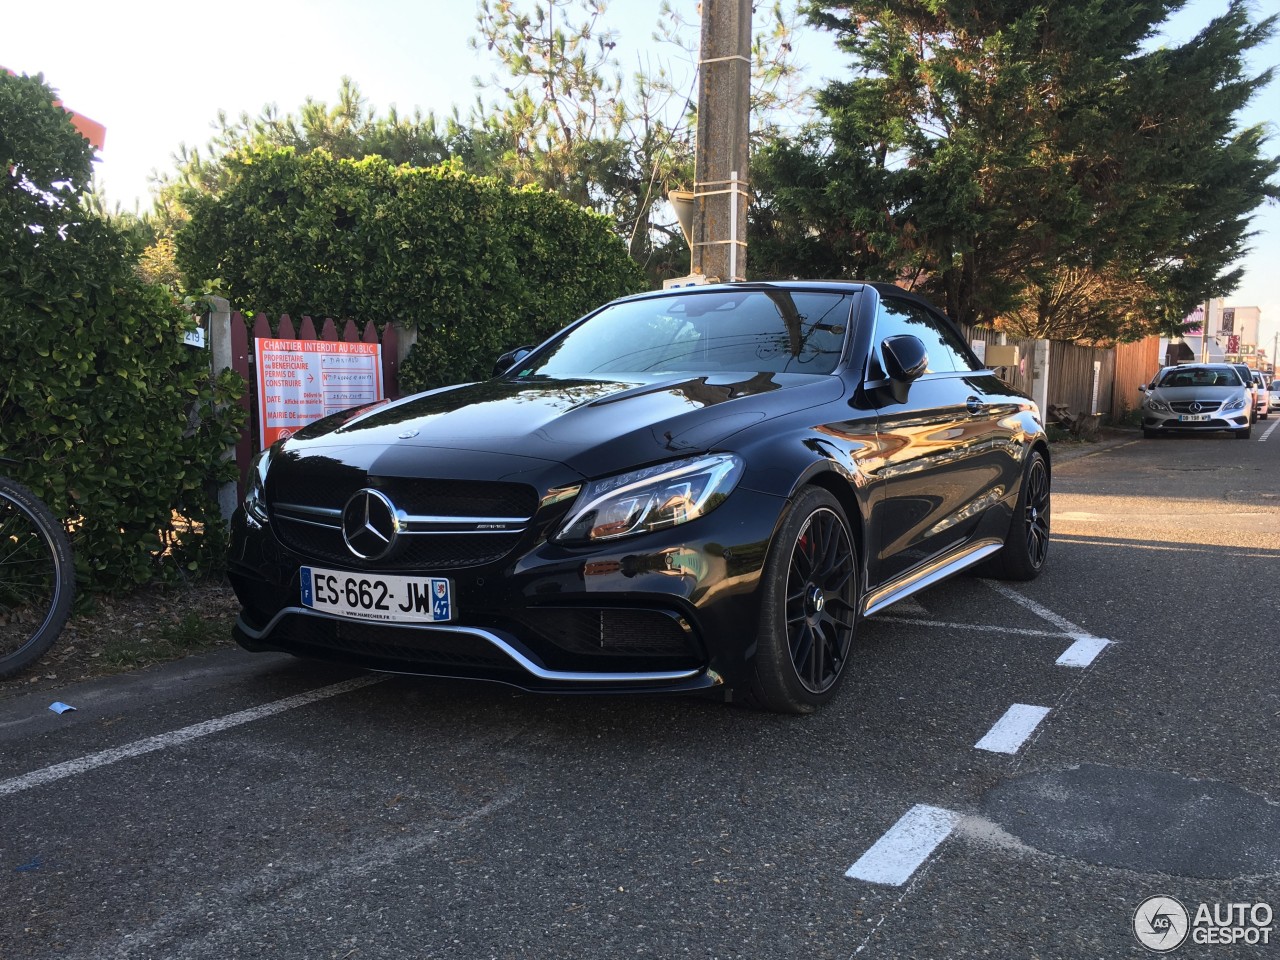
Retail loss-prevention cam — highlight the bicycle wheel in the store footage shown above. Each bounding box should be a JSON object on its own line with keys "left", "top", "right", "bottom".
{"left": 0, "top": 476, "right": 75, "bottom": 679}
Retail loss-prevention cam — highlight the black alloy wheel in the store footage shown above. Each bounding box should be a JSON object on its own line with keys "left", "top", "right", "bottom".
{"left": 750, "top": 487, "right": 859, "bottom": 714}
{"left": 1021, "top": 455, "right": 1051, "bottom": 569}
{"left": 984, "top": 449, "right": 1051, "bottom": 581}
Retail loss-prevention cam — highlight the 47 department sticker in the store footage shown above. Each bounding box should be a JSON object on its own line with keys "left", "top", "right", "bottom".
{"left": 431, "top": 578, "right": 450, "bottom": 620}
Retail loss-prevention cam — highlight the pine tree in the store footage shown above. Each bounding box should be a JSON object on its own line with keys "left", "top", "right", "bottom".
{"left": 766, "top": 0, "right": 1279, "bottom": 340}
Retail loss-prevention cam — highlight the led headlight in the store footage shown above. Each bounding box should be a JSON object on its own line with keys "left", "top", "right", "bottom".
{"left": 555, "top": 454, "right": 744, "bottom": 543}
{"left": 243, "top": 449, "right": 271, "bottom": 524}
{"left": 1221, "top": 395, "right": 1247, "bottom": 412}
{"left": 1144, "top": 396, "right": 1172, "bottom": 413}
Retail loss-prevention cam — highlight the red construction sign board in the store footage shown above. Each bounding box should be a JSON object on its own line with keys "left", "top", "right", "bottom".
{"left": 255, "top": 339, "right": 383, "bottom": 447}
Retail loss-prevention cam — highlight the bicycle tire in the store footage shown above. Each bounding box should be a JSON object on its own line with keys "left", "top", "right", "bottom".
{"left": 0, "top": 476, "right": 76, "bottom": 679}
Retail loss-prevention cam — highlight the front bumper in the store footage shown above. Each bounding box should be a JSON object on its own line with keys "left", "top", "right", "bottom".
{"left": 1143, "top": 412, "right": 1249, "bottom": 433}
{"left": 227, "top": 487, "right": 789, "bottom": 695}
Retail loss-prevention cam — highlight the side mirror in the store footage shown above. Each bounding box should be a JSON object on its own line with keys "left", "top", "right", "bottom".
{"left": 492, "top": 347, "right": 533, "bottom": 378}
{"left": 881, "top": 335, "right": 928, "bottom": 404}
{"left": 1137, "top": 384, "right": 1147, "bottom": 393}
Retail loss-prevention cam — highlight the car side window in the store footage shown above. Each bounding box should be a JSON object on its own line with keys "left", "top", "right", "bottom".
{"left": 873, "top": 298, "right": 977, "bottom": 374}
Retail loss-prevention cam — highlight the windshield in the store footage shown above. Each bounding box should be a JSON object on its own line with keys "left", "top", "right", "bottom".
{"left": 1156, "top": 367, "right": 1241, "bottom": 388}
{"left": 517, "top": 290, "right": 855, "bottom": 378}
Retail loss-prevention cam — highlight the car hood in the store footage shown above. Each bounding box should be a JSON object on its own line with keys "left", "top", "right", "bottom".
{"left": 1150, "top": 385, "right": 1246, "bottom": 402}
{"left": 284, "top": 372, "right": 843, "bottom": 479}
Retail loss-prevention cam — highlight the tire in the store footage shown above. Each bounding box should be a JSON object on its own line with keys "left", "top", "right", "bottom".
{"left": 1235, "top": 424, "right": 1252, "bottom": 440}
{"left": 0, "top": 477, "right": 76, "bottom": 679}
{"left": 748, "top": 487, "right": 859, "bottom": 715}
{"left": 984, "top": 449, "right": 1050, "bottom": 582}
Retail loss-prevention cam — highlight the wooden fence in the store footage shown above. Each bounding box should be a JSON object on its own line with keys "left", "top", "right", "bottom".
{"left": 962, "top": 327, "right": 1162, "bottom": 422}
{"left": 963, "top": 326, "right": 1038, "bottom": 396}
{"left": 1111, "top": 337, "right": 1163, "bottom": 419}
{"left": 1049, "top": 340, "right": 1117, "bottom": 419}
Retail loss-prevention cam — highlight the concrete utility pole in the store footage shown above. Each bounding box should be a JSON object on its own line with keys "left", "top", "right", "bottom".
{"left": 690, "top": 0, "right": 751, "bottom": 283}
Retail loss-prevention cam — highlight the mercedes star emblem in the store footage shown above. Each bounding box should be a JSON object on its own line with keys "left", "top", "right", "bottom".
{"left": 341, "top": 488, "right": 401, "bottom": 560}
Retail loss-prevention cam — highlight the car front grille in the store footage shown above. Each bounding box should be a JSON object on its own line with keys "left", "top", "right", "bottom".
{"left": 271, "top": 477, "right": 537, "bottom": 570}
{"left": 274, "top": 520, "right": 524, "bottom": 569}
{"left": 378, "top": 478, "right": 539, "bottom": 518}
{"left": 1168, "top": 399, "right": 1224, "bottom": 413}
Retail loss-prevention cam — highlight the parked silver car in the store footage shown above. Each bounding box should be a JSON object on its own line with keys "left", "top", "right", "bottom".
{"left": 1138, "top": 363, "right": 1252, "bottom": 440}
{"left": 1232, "top": 363, "right": 1261, "bottom": 422}
{"left": 1270, "top": 377, "right": 1280, "bottom": 411}
{"left": 1250, "top": 371, "right": 1269, "bottom": 420}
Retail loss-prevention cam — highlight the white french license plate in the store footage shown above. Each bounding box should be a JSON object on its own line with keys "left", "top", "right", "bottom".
{"left": 300, "top": 567, "right": 452, "bottom": 623}
{"left": 1178, "top": 413, "right": 1211, "bottom": 422}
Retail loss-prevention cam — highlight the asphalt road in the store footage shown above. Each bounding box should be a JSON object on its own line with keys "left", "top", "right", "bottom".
{"left": 2, "top": 423, "right": 1278, "bottom": 960}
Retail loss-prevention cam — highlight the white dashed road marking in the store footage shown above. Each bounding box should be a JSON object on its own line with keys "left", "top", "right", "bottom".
{"left": 974, "top": 703, "right": 1052, "bottom": 754}
{"left": 845, "top": 804, "right": 962, "bottom": 886}
{"left": 1260, "top": 420, "right": 1278, "bottom": 442}
{"left": 985, "top": 581, "right": 1094, "bottom": 636}
{"left": 1056, "top": 635, "right": 1111, "bottom": 668}
{"left": 983, "top": 580, "right": 1113, "bottom": 668}
{"left": 871, "top": 616, "right": 1065, "bottom": 638}
{"left": 846, "top": 577, "right": 1121, "bottom": 944}
{"left": 0, "top": 676, "right": 384, "bottom": 798}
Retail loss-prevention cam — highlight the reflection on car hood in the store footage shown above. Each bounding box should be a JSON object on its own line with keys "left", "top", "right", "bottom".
{"left": 1150, "top": 385, "right": 1246, "bottom": 400}
{"left": 286, "top": 372, "right": 843, "bottom": 476}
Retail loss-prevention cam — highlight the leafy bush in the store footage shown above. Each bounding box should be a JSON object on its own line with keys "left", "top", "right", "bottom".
{"left": 175, "top": 149, "right": 647, "bottom": 391}
{"left": 1, "top": 71, "right": 245, "bottom": 592}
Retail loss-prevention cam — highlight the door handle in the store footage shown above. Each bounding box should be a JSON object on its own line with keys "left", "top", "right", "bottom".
{"left": 966, "top": 396, "right": 985, "bottom": 415}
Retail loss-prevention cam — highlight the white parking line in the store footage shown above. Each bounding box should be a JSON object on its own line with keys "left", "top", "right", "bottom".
{"left": 874, "top": 615, "right": 1114, "bottom": 672}
{"left": 871, "top": 616, "right": 1065, "bottom": 638}
{"left": 1056, "top": 636, "right": 1111, "bottom": 668}
{"left": 1260, "top": 420, "right": 1278, "bottom": 442}
{"left": 845, "top": 804, "right": 961, "bottom": 886}
{"left": 985, "top": 581, "right": 1100, "bottom": 639}
{"left": 0, "top": 676, "right": 384, "bottom": 798}
{"left": 975, "top": 704, "right": 1052, "bottom": 754}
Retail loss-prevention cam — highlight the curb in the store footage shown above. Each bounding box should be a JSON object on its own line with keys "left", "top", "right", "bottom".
{"left": 1049, "top": 428, "right": 1140, "bottom": 464}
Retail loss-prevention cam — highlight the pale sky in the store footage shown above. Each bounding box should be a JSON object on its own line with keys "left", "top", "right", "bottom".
{"left": 5, "top": 0, "right": 1278, "bottom": 352}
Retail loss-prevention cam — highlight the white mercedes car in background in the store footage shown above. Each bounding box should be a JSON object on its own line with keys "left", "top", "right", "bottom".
{"left": 1138, "top": 363, "right": 1253, "bottom": 440}
{"left": 1250, "top": 370, "right": 1269, "bottom": 420}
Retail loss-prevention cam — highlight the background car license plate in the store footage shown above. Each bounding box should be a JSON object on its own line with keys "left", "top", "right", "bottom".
{"left": 1178, "top": 413, "right": 1211, "bottom": 422}
{"left": 300, "top": 567, "right": 452, "bottom": 623}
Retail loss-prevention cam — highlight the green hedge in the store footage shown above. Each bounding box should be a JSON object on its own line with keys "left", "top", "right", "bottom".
{"left": 176, "top": 150, "right": 647, "bottom": 391}
{"left": 1, "top": 70, "right": 244, "bottom": 593}
{"left": 0, "top": 221, "right": 244, "bottom": 592}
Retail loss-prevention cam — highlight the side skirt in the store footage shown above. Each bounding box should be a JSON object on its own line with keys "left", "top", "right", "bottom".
{"left": 861, "top": 539, "right": 1003, "bottom": 618}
